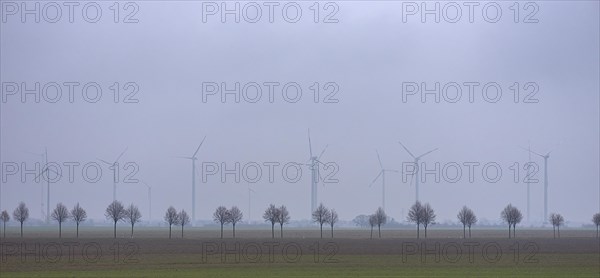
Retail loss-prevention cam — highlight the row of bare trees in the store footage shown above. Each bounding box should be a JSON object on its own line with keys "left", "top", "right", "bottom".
{"left": 312, "top": 203, "right": 338, "bottom": 238}
{"left": 164, "top": 206, "right": 190, "bottom": 238}
{"left": 406, "top": 201, "right": 437, "bottom": 238}
{"left": 213, "top": 206, "right": 243, "bottom": 238}
{"left": 2, "top": 201, "right": 600, "bottom": 239}
{"left": 369, "top": 207, "right": 387, "bottom": 239}
{"left": 264, "top": 204, "right": 291, "bottom": 238}
{"left": 0, "top": 202, "right": 88, "bottom": 238}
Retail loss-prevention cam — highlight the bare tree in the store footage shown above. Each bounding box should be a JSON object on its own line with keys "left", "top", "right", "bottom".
{"left": 407, "top": 201, "right": 423, "bottom": 239}
{"left": 312, "top": 203, "right": 330, "bottom": 239}
{"left": 71, "top": 203, "right": 87, "bottom": 238}
{"left": 421, "top": 203, "right": 436, "bottom": 238}
{"left": 228, "top": 206, "right": 243, "bottom": 238}
{"left": 277, "top": 205, "right": 290, "bottom": 238}
{"left": 124, "top": 204, "right": 142, "bottom": 238}
{"left": 457, "top": 206, "right": 477, "bottom": 238}
{"left": 549, "top": 213, "right": 564, "bottom": 238}
{"left": 326, "top": 209, "right": 338, "bottom": 238}
{"left": 353, "top": 215, "right": 370, "bottom": 228}
{"left": 368, "top": 214, "right": 376, "bottom": 239}
{"left": 263, "top": 204, "right": 279, "bottom": 238}
{"left": 374, "top": 207, "right": 387, "bottom": 238}
{"left": 51, "top": 203, "right": 70, "bottom": 238}
{"left": 165, "top": 206, "right": 179, "bottom": 239}
{"left": 178, "top": 210, "right": 190, "bottom": 238}
{"left": 213, "top": 206, "right": 229, "bottom": 239}
{"left": 105, "top": 200, "right": 126, "bottom": 238}
{"left": 1, "top": 210, "right": 10, "bottom": 238}
{"left": 501, "top": 204, "right": 522, "bottom": 238}
{"left": 593, "top": 213, "right": 600, "bottom": 238}
{"left": 13, "top": 202, "right": 29, "bottom": 238}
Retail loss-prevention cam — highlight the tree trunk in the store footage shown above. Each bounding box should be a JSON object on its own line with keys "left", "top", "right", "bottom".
{"left": 557, "top": 226, "right": 560, "bottom": 238}
{"left": 181, "top": 225, "right": 184, "bottom": 238}
{"left": 271, "top": 223, "right": 275, "bottom": 239}
{"left": 508, "top": 225, "right": 511, "bottom": 239}
{"left": 114, "top": 221, "right": 117, "bottom": 238}
{"left": 131, "top": 223, "right": 134, "bottom": 238}
{"left": 21, "top": 222, "right": 23, "bottom": 237}
{"left": 3, "top": 222, "right": 5, "bottom": 238}
{"left": 597, "top": 225, "right": 599, "bottom": 238}
{"left": 463, "top": 224, "right": 466, "bottom": 238}
{"left": 331, "top": 224, "right": 334, "bottom": 238}
{"left": 553, "top": 226, "right": 555, "bottom": 239}
{"left": 513, "top": 224, "right": 516, "bottom": 238}
{"left": 220, "top": 223, "right": 223, "bottom": 239}
{"left": 59, "top": 222, "right": 62, "bottom": 238}
{"left": 170, "top": 224, "right": 172, "bottom": 239}
{"left": 424, "top": 225, "right": 427, "bottom": 238}
{"left": 468, "top": 225, "right": 471, "bottom": 238}
{"left": 320, "top": 224, "right": 323, "bottom": 239}
{"left": 370, "top": 226, "right": 373, "bottom": 239}
{"left": 416, "top": 224, "right": 419, "bottom": 239}
{"left": 76, "top": 223, "right": 79, "bottom": 238}
{"left": 280, "top": 224, "right": 283, "bottom": 238}
{"left": 378, "top": 224, "right": 381, "bottom": 238}
{"left": 233, "top": 223, "right": 236, "bottom": 238}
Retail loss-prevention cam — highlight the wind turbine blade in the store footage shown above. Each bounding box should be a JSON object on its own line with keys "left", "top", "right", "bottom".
{"left": 370, "top": 171, "right": 383, "bottom": 187}
{"left": 417, "top": 148, "right": 438, "bottom": 159}
{"left": 25, "top": 151, "right": 44, "bottom": 157}
{"left": 398, "top": 141, "right": 416, "bottom": 159}
{"left": 308, "top": 129, "right": 313, "bottom": 158}
{"left": 175, "top": 156, "right": 194, "bottom": 160}
{"left": 193, "top": 136, "right": 207, "bottom": 158}
{"left": 520, "top": 146, "right": 544, "bottom": 158}
{"left": 115, "top": 147, "right": 128, "bottom": 162}
{"left": 318, "top": 145, "right": 329, "bottom": 160}
{"left": 386, "top": 169, "right": 400, "bottom": 173}
{"left": 376, "top": 150, "right": 383, "bottom": 169}
{"left": 98, "top": 158, "right": 113, "bottom": 165}
{"left": 34, "top": 168, "right": 48, "bottom": 180}
{"left": 47, "top": 168, "right": 62, "bottom": 177}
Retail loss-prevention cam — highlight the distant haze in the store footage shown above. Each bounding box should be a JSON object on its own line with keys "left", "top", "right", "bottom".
{"left": 1, "top": 1, "right": 598, "bottom": 225}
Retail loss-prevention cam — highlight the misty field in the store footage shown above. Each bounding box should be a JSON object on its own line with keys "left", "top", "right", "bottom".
{"left": 1, "top": 227, "right": 599, "bottom": 277}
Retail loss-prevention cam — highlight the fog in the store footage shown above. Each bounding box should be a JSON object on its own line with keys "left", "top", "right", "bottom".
{"left": 1, "top": 1, "right": 598, "bottom": 226}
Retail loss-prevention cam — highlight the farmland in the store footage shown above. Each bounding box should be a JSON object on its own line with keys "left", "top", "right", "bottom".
{"left": 1, "top": 227, "right": 598, "bottom": 277}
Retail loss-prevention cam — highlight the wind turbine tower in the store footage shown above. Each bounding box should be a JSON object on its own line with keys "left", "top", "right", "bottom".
{"left": 248, "top": 186, "right": 256, "bottom": 223}
{"left": 142, "top": 181, "right": 152, "bottom": 222}
{"left": 526, "top": 147, "right": 552, "bottom": 222}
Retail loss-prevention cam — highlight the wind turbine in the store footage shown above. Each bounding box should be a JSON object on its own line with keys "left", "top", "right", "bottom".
{"left": 369, "top": 150, "right": 398, "bottom": 211}
{"left": 141, "top": 181, "right": 152, "bottom": 222}
{"left": 26, "top": 150, "right": 46, "bottom": 221}
{"left": 307, "top": 129, "right": 328, "bottom": 216}
{"left": 99, "top": 147, "right": 128, "bottom": 202}
{"left": 248, "top": 186, "right": 256, "bottom": 223}
{"left": 32, "top": 148, "right": 61, "bottom": 223}
{"left": 398, "top": 141, "right": 438, "bottom": 202}
{"left": 523, "top": 146, "right": 552, "bottom": 223}
{"left": 178, "top": 136, "right": 206, "bottom": 223}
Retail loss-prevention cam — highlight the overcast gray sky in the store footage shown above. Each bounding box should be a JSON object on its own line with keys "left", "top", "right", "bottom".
{"left": 1, "top": 1, "right": 598, "bottom": 225}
